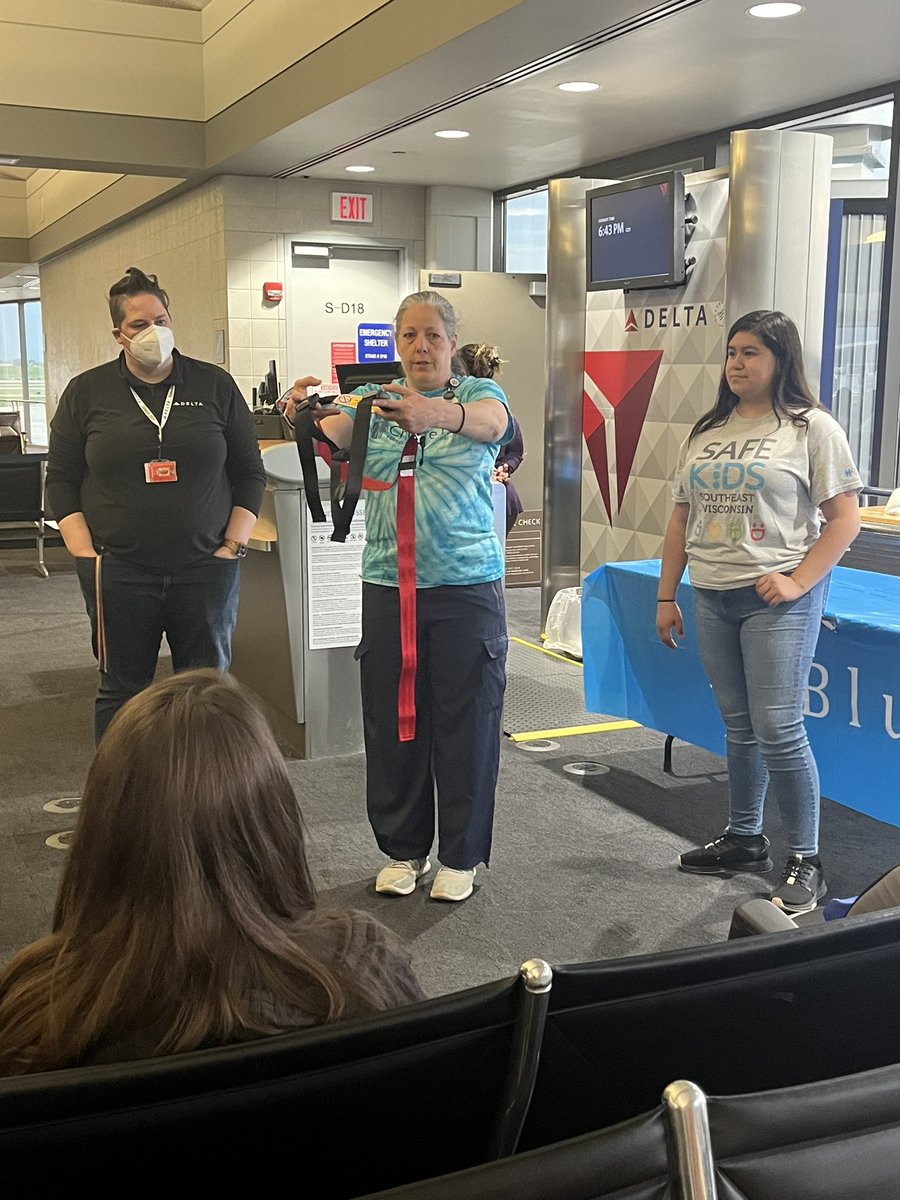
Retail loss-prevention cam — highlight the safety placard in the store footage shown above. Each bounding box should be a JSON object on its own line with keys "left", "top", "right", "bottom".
{"left": 305, "top": 499, "right": 366, "bottom": 650}
{"left": 330, "top": 341, "right": 356, "bottom": 386}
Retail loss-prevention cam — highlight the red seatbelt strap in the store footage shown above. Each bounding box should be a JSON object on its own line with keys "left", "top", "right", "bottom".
{"left": 396, "top": 435, "right": 421, "bottom": 742}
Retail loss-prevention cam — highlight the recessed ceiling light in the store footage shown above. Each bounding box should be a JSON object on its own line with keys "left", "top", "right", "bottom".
{"left": 746, "top": 3, "right": 804, "bottom": 17}
{"left": 345, "top": 164, "right": 375, "bottom": 173}
{"left": 434, "top": 129, "right": 470, "bottom": 139}
{"left": 557, "top": 81, "right": 601, "bottom": 93}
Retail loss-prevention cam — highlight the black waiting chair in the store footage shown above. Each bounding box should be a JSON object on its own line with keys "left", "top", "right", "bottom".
{"left": 730, "top": 863, "right": 900, "bottom": 934}
{"left": 679, "top": 1062, "right": 900, "bottom": 1200}
{"left": 0, "top": 959, "right": 551, "bottom": 1196}
{"left": 519, "top": 908, "right": 900, "bottom": 1152}
{"left": 0, "top": 456, "right": 49, "bottom": 577}
{"left": 0, "top": 409, "right": 25, "bottom": 455}
{"left": 361, "top": 1076, "right": 721, "bottom": 1200}
{"left": 359, "top": 1103, "right": 679, "bottom": 1200}
{"left": 363, "top": 1059, "right": 900, "bottom": 1200}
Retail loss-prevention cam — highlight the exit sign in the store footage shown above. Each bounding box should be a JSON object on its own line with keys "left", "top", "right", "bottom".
{"left": 331, "top": 193, "right": 373, "bottom": 223}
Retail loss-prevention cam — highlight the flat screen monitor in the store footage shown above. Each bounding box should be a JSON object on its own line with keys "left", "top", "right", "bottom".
{"left": 586, "top": 170, "right": 686, "bottom": 292}
{"left": 335, "top": 361, "right": 402, "bottom": 393}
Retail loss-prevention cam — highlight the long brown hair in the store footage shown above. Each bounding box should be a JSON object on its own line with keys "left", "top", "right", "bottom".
{"left": 691, "top": 310, "right": 818, "bottom": 441}
{"left": 0, "top": 671, "right": 401, "bottom": 1074}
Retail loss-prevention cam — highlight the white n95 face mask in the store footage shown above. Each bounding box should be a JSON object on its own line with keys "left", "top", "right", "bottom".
{"left": 123, "top": 324, "right": 175, "bottom": 369}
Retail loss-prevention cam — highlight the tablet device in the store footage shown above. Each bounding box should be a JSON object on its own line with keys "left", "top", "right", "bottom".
{"left": 335, "top": 361, "right": 401, "bottom": 393}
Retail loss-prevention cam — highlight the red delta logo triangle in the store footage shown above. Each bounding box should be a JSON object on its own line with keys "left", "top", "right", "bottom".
{"left": 624, "top": 309, "right": 638, "bottom": 332}
{"left": 582, "top": 350, "right": 664, "bottom": 523}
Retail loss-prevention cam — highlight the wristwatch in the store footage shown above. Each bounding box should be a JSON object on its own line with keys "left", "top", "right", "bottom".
{"left": 222, "top": 538, "right": 248, "bottom": 559}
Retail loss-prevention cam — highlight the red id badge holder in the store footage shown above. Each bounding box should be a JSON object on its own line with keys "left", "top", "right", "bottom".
{"left": 144, "top": 459, "right": 178, "bottom": 483}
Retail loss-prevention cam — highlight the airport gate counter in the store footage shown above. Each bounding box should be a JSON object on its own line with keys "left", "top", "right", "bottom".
{"left": 229, "top": 438, "right": 508, "bottom": 759}
{"left": 582, "top": 560, "right": 900, "bottom": 828}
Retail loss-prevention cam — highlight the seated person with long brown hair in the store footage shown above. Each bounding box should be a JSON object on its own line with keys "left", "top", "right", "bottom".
{"left": 0, "top": 671, "right": 424, "bottom": 1075}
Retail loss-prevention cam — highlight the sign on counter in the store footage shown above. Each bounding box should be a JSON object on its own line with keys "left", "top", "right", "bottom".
{"left": 305, "top": 500, "right": 365, "bottom": 650}
{"left": 505, "top": 509, "right": 542, "bottom": 587}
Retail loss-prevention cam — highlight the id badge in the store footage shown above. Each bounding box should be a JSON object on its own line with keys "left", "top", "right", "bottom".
{"left": 144, "top": 459, "right": 178, "bottom": 483}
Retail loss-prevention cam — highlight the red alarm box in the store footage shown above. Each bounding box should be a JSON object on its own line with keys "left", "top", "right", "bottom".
{"left": 263, "top": 282, "right": 283, "bottom": 303}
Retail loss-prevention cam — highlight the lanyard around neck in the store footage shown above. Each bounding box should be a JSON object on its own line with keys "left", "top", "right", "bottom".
{"left": 130, "top": 385, "right": 175, "bottom": 453}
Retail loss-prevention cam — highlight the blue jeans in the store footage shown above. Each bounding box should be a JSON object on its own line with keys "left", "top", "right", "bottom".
{"left": 692, "top": 577, "right": 828, "bottom": 858}
{"left": 75, "top": 552, "right": 241, "bottom": 744}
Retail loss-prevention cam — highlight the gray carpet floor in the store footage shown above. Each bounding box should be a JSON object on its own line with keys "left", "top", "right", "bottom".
{"left": 5, "top": 548, "right": 900, "bottom": 999}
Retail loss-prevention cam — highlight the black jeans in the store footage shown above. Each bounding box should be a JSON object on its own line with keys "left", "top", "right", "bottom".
{"left": 356, "top": 579, "right": 508, "bottom": 871}
{"left": 75, "top": 552, "right": 241, "bottom": 743}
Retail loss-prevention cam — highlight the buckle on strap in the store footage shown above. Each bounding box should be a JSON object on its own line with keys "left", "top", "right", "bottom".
{"left": 398, "top": 434, "right": 424, "bottom": 476}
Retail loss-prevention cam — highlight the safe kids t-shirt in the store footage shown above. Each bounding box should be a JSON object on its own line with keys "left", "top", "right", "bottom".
{"left": 672, "top": 407, "right": 862, "bottom": 590}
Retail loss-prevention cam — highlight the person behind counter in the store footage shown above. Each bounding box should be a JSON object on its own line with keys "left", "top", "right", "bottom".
{"left": 456, "top": 343, "right": 524, "bottom": 535}
{"left": 0, "top": 670, "right": 424, "bottom": 1075}
{"left": 286, "top": 291, "right": 513, "bottom": 903}
{"left": 46, "top": 267, "right": 266, "bottom": 744}
{"left": 656, "top": 309, "right": 861, "bottom": 913}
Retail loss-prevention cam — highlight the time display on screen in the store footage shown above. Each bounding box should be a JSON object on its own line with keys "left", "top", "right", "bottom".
{"left": 586, "top": 171, "right": 684, "bottom": 291}
{"left": 591, "top": 184, "right": 670, "bottom": 282}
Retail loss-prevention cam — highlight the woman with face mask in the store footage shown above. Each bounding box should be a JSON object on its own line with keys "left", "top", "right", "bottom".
{"left": 46, "top": 267, "right": 266, "bottom": 743}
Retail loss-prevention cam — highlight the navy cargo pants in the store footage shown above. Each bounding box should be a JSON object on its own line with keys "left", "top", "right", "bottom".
{"left": 356, "top": 579, "right": 508, "bottom": 871}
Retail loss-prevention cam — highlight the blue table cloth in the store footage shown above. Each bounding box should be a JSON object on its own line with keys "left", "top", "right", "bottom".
{"left": 583, "top": 560, "right": 900, "bottom": 826}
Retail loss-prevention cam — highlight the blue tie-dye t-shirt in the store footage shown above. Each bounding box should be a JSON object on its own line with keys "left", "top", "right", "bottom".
{"left": 338, "top": 375, "right": 512, "bottom": 588}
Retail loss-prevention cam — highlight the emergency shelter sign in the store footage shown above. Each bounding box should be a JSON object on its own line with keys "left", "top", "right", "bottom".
{"left": 357, "top": 323, "right": 395, "bottom": 363}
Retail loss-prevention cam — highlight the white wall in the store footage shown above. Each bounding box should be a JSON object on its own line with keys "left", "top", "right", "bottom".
{"left": 41, "top": 180, "right": 227, "bottom": 416}
{"left": 222, "top": 176, "right": 426, "bottom": 403}
{"left": 39, "top": 175, "right": 437, "bottom": 414}
{"left": 426, "top": 186, "right": 493, "bottom": 272}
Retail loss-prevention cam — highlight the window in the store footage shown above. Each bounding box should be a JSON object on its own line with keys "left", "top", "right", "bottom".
{"left": 831, "top": 210, "right": 886, "bottom": 481}
{"left": 503, "top": 188, "right": 548, "bottom": 273}
{"left": 0, "top": 301, "right": 46, "bottom": 446}
{"left": 777, "top": 99, "right": 893, "bottom": 187}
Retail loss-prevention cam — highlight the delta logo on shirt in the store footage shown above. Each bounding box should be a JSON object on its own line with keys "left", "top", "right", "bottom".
{"left": 582, "top": 350, "right": 663, "bottom": 524}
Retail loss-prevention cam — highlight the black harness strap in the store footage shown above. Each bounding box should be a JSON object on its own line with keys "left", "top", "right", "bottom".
{"left": 292, "top": 398, "right": 329, "bottom": 523}
{"left": 293, "top": 394, "right": 376, "bottom": 542}
{"left": 329, "top": 396, "right": 374, "bottom": 543}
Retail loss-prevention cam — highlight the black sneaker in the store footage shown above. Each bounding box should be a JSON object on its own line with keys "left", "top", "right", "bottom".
{"left": 679, "top": 832, "right": 773, "bottom": 876}
{"left": 771, "top": 855, "right": 827, "bottom": 913}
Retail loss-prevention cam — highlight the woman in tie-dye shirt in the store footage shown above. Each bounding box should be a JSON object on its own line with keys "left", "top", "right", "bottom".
{"left": 288, "top": 291, "right": 512, "bottom": 904}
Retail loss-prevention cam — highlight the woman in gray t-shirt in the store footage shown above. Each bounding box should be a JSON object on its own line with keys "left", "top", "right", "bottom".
{"left": 656, "top": 310, "right": 862, "bottom": 914}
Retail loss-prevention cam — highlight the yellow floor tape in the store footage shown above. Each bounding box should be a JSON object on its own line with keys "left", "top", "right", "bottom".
{"left": 509, "top": 720, "right": 640, "bottom": 743}
{"left": 508, "top": 637, "right": 642, "bottom": 742}
{"left": 511, "top": 635, "right": 581, "bottom": 665}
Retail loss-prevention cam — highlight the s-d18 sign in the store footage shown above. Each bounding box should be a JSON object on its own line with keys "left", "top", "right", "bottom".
{"left": 332, "top": 193, "right": 373, "bottom": 223}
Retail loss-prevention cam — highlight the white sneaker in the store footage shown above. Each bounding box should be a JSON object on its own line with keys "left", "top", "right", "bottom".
{"left": 374, "top": 857, "right": 431, "bottom": 896}
{"left": 430, "top": 866, "right": 476, "bottom": 902}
